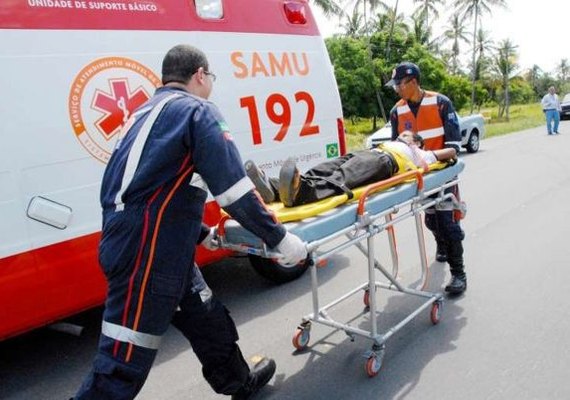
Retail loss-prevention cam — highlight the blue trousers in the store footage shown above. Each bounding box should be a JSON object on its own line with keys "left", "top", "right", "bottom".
{"left": 545, "top": 109, "right": 560, "bottom": 134}
{"left": 75, "top": 205, "right": 249, "bottom": 400}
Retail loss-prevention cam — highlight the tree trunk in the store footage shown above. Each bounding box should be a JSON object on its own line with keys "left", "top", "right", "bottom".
{"left": 469, "top": 9, "right": 479, "bottom": 114}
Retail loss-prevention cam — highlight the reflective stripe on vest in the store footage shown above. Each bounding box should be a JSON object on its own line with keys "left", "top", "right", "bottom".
{"left": 114, "top": 93, "right": 183, "bottom": 212}
{"left": 396, "top": 91, "right": 444, "bottom": 150}
{"left": 102, "top": 320, "right": 162, "bottom": 350}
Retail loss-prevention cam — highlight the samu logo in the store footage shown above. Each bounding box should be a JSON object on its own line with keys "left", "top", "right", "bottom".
{"left": 68, "top": 57, "right": 161, "bottom": 163}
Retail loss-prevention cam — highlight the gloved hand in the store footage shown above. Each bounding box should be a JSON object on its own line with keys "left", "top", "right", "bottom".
{"left": 275, "top": 232, "right": 307, "bottom": 267}
{"left": 200, "top": 227, "right": 219, "bottom": 251}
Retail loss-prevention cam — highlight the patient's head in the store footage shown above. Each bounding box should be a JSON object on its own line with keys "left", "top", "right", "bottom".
{"left": 398, "top": 131, "right": 424, "bottom": 148}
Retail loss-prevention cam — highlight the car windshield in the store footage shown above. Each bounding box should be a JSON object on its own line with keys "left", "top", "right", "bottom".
{"left": 563, "top": 94, "right": 570, "bottom": 103}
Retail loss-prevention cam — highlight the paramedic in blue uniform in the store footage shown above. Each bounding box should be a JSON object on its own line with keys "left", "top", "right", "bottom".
{"left": 73, "top": 44, "right": 307, "bottom": 400}
{"left": 387, "top": 61, "right": 467, "bottom": 295}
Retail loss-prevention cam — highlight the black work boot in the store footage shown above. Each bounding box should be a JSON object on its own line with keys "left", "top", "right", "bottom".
{"left": 444, "top": 240, "right": 467, "bottom": 295}
{"left": 445, "top": 274, "right": 467, "bottom": 294}
{"left": 231, "top": 358, "right": 276, "bottom": 400}
{"left": 244, "top": 160, "right": 276, "bottom": 203}
{"left": 279, "top": 157, "right": 301, "bottom": 207}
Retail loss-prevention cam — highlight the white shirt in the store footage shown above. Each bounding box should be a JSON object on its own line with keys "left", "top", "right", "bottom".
{"left": 383, "top": 141, "right": 437, "bottom": 167}
{"left": 541, "top": 93, "right": 561, "bottom": 111}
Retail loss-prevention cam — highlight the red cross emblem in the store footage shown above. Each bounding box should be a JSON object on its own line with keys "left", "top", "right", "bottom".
{"left": 92, "top": 79, "right": 150, "bottom": 140}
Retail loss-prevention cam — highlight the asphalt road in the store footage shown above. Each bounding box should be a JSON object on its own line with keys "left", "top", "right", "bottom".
{"left": 2, "top": 121, "right": 570, "bottom": 400}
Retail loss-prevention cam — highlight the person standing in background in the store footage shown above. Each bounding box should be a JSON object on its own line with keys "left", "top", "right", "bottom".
{"left": 541, "top": 86, "right": 561, "bottom": 135}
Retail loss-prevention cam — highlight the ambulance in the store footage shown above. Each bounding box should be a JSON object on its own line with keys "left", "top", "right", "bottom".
{"left": 0, "top": 0, "right": 345, "bottom": 340}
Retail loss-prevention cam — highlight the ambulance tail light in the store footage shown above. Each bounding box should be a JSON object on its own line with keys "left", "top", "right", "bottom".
{"left": 337, "top": 118, "right": 347, "bottom": 156}
{"left": 284, "top": 1, "right": 307, "bottom": 24}
{"left": 195, "top": 0, "right": 224, "bottom": 19}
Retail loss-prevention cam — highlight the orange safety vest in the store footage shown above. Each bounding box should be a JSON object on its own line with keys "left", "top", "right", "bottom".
{"left": 395, "top": 90, "right": 444, "bottom": 150}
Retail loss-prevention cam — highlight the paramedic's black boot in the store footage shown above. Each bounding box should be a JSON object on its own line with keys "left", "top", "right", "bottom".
{"left": 445, "top": 240, "right": 467, "bottom": 295}
{"left": 245, "top": 160, "right": 275, "bottom": 203}
{"left": 231, "top": 357, "right": 276, "bottom": 400}
{"left": 279, "top": 157, "right": 301, "bottom": 207}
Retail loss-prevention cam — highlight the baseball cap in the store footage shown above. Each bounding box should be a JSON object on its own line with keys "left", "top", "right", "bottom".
{"left": 385, "top": 62, "right": 420, "bottom": 87}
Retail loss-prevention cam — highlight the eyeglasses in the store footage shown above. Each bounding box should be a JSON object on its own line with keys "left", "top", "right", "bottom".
{"left": 205, "top": 71, "right": 217, "bottom": 82}
{"left": 392, "top": 77, "right": 413, "bottom": 90}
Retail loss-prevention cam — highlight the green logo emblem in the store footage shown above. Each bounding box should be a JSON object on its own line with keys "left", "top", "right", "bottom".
{"left": 326, "top": 143, "right": 339, "bottom": 158}
{"left": 218, "top": 120, "right": 230, "bottom": 131}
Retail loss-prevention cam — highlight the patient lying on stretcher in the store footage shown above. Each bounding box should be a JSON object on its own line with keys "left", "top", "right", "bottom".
{"left": 245, "top": 131, "right": 457, "bottom": 207}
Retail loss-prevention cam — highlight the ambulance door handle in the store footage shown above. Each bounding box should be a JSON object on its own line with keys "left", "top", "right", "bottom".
{"left": 26, "top": 196, "right": 73, "bottom": 230}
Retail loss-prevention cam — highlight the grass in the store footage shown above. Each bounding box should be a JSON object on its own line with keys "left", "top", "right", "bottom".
{"left": 344, "top": 103, "right": 546, "bottom": 151}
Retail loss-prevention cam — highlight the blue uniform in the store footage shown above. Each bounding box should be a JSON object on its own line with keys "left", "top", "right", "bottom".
{"left": 75, "top": 87, "right": 285, "bottom": 399}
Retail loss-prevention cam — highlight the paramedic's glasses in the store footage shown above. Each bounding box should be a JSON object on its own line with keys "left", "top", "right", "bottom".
{"left": 392, "top": 78, "right": 412, "bottom": 91}
{"left": 205, "top": 71, "right": 217, "bottom": 82}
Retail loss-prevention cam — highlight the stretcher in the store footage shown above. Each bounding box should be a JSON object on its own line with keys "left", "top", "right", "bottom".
{"left": 216, "top": 159, "right": 465, "bottom": 377}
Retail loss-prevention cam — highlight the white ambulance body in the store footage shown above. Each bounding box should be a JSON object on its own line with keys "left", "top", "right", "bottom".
{"left": 0, "top": 0, "right": 345, "bottom": 340}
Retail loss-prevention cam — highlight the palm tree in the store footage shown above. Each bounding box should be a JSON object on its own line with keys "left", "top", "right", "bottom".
{"left": 442, "top": 12, "right": 469, "bottom": 74}
{"left": 412, "top": 0, "right": 445, "bottom": 31}
{"left": 453, "top": 0, "right": 508, "bottom": 113}
{"left": 340, "top": 6, "right": 364, "bottom": 37}
{"left": 474, "top": 28, "right": 494, "bottom": 80}
{"left": 493, "top": 38, "right": 518, "bottom": 121}
{"left": 312, "top": 0, "right": 343, "bottom": 16}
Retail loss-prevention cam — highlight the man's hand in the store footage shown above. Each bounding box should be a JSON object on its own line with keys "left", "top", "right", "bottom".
{"left": 275, "top": 232, "right": 307, "bottom": 267}
{"left": 200, "top": 228, "right": 219, "bottom": 251}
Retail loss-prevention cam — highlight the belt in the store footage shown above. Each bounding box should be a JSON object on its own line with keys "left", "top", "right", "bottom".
{"left": 372, "top": 148, "right": 398, "bottom": 175}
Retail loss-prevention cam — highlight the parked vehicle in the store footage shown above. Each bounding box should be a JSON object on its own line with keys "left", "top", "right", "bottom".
{"left": 560, "top": 93, "right": 570, "bottom": 120}
{"left": 0, "top": 0, "right": 345, "bottom": 340}
{"left": 365, "top": 113, "right": 485, "bottom": 153}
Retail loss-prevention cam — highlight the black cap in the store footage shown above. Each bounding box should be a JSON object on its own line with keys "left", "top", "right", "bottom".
{"left": 385, "top": 62, "right": 420, "bottom": 87}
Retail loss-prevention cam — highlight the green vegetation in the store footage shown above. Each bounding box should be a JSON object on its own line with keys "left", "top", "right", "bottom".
{"left": 312, "top": 1, "right": 569, "bottom": 136}
{"left": 345, "top": 102, "right": 545, "bottom": 151}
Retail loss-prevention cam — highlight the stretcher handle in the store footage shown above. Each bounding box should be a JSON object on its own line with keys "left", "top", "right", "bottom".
{"left": 216, "top": 214, "right": 232, "bottom": 237}
{"left": 357, "top": 170, "right": 424, "bottom": 216}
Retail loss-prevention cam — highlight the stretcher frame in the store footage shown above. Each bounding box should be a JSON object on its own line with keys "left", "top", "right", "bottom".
{"left": 215, "top": 163, "right": 463, "bottom": 377}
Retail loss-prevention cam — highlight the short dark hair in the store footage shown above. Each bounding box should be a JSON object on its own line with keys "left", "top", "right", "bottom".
{"left": 161, "top": 44, "right": 209, "bottom": 85}
{"left": 413, "top": 134, "right": 425, "bottom": 149}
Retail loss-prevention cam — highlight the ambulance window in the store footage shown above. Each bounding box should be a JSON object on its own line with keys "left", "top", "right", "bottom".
{"left": 194, "top": 0, "right": 223, "bottom": 19}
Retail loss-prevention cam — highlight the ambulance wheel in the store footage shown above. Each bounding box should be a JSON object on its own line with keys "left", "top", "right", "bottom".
{"left": 430, "top": 301, "right": 442, "bottom": 325}
{"left": 292, "top": 328, "right": 310, "bottom": 350}
{"left": 365, "top": 354, "right": 383, "bottom": 377}
{"left": 248, "top": 255, "right": 309, "bottom": 284}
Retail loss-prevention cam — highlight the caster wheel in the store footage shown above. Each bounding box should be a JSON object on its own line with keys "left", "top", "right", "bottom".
{"left": 292, "top": 327, "right": 310, "bottom": 350}
{"left": 363, "top": 290, "right": 370, "bottom": 307}
{"left": 430, "top": 301, "right": 442, "bottom": 325}
{"left": 365, "top": 355, "right": 382, "bottom": 377}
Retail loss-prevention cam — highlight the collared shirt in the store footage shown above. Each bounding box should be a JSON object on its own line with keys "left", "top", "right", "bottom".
{"left": 541, "top": 93, "right": 561, "bottom": 111}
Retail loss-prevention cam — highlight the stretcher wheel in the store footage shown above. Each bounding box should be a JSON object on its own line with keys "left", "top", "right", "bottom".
{"left": 363, "top": 289, "right": 370, "bottom": 307}
{"left": 430, "top": 302, "right": 442, "bottom": 325}
{"left": 292, "top": 328, "right": 310, "bottom": 350}
{"left": 365, "top": 354, "right": 383, "bottom": 377}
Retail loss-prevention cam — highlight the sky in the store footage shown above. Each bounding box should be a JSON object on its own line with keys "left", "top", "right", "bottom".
{"left": 312, "top": 0, "right": 568, "bottom": 75}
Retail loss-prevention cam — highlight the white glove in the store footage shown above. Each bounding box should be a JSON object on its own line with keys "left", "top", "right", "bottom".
{"left": 200, "top": 228, "right": 219, "bottom": 251}
{"left": 275, "top": 232, "right": 307, "bottom": 268}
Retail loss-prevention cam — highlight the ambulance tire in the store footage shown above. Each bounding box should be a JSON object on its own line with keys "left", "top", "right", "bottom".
{"left": 248, "top": 255, "right": 309, "bottom": 283}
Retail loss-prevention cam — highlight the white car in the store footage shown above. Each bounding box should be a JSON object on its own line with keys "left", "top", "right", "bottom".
{"left": 365, "top": 113, "right": 485, "bottom": 153}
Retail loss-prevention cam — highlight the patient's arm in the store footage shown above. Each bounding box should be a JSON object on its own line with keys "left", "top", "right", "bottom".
{"left": 433, "top": 147, "right": 457, "bottom": 162}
